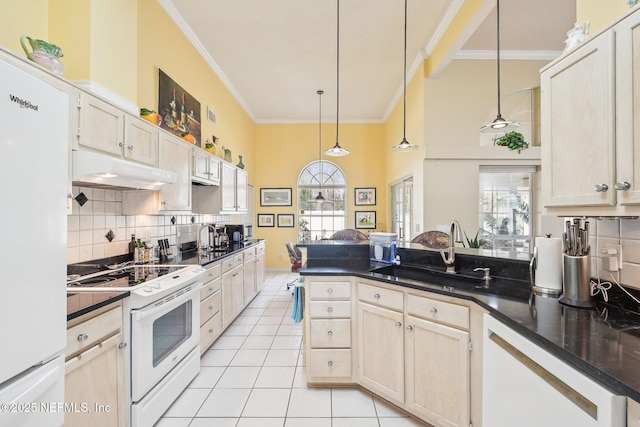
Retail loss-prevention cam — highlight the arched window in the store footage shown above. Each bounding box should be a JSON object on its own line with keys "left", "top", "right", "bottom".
{"left": 297, "top": 160, "right": 346, "bottom": 241}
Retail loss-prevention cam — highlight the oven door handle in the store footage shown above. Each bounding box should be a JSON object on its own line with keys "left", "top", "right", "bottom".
{"left": 132, "top": 282, "right": 203, "bottom": 321}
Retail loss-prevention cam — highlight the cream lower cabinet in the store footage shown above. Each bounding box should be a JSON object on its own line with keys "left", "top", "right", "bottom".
{"left": 629, "top": 398, "right": 640, "bottom": 426}
{"left": 200, "top": 263, "right": 223, "bottom": 354}
{"left": 356, "top": 279, "right": 472, "bottom": 427}
{"left": 65, "top": 301, "right": 127, "bottom": 427}
{"left": 221, "top": 254, "right": 244, "bottom": 328}
{"left": 255, "top": 242, "right": 266, "bottom": 292}
{"left": 243, "top": 247, "right": 257, "bottom": 305}
{"left": 305, "top": 277, "right": 354, "bottom": 383}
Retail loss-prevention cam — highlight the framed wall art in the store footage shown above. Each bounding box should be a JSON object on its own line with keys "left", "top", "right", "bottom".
{"left": 355, "top": 187, "right": 376, "bottom": 206}
{"left": 257, "top": 214, "right": 275, "bottom": 227}
{"left": 260, "top": 188, "right": 292, "bottom": 206}
{"left": 355, "top": 211, "right": 376, "bottom": 229}
{"left": 158, "top": 69, "right": 202, "bottom": 146}
{"left": 278, "top": 214, "right": 295, "bottom": 228}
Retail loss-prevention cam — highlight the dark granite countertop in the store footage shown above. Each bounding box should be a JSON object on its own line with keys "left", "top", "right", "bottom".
{"left": 301, "top": 258, "right": 640, "bottom": 403}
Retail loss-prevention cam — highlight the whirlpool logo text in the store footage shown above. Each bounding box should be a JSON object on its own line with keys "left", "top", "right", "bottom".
{"left": 9, "top": 94, "right": 39, "bottom": 111}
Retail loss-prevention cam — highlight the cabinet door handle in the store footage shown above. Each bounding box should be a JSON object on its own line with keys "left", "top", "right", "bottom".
{"left": 395, "top": 322, "right": 402, "bottom": 328}
{"left": 594, "top": 183, "right": 609, "bottom": 192}
{"left": 118, "top": 342, "right": 127, "bottom": 350}
{"left": 127, "top": 145, "right": 134, "bottom": 151}
{"left": 77, "top": 333, "right": 88, "bottom": 342}
{"left": 327, "top": 307, "right": 333, "bottom": 313}
{"left": 406, "top": 325, "right": 413, "bottom": 331}
{"left": 430, "top": 307, "right": 438, "bottom": 314}
{"left": 615, "top": 181, "right": 631, "bottom": 191}
{"left": 374, "top": 293, "right": 381, "bottom": 299}
{"left": 327, "top": 330, "right": 333, "bottom": 336}
{"left": 118, "top": 142, "right": 125, "bottom": 148}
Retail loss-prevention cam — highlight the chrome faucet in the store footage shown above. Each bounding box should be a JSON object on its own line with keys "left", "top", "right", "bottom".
{"left": 440, "top": 220, "right": 464, "bottom": 273}
{"left": 197, "top": 223, "right": 216, "bottom": 255}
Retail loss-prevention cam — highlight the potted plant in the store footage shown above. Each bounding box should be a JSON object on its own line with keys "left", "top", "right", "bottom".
{"left": 495, "top": 131, "right": 529, "bottom": 153}
{"left": 465, "top": 229, "right": 487, "bottom": 249}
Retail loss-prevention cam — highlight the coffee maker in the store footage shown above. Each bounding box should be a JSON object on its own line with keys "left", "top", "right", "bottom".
{"left": 226, "top": 224, "right": 245, "bottom": 243}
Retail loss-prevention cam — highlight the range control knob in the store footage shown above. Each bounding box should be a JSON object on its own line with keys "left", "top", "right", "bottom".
{"left": 143, "top": 286, "right": 153, "bottom": 293}
{"left": 152, "top": 282, "right": 162, "bottom": 289}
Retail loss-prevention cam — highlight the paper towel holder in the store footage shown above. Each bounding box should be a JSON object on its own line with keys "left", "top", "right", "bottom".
{"left": 529, "top": 245, "right": 563, "bottom": 297}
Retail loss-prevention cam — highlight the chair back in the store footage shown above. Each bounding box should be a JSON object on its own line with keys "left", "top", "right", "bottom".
{"left": 410, "top": 231, "right": 450, "bottom": 249}
{"left": 329, "top": 229, "right": 368, "bottom": 241}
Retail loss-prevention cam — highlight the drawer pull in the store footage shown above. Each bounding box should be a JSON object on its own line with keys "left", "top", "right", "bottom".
{"left": 430, "top": 307, "right": 438, "bottom": 314}
{"left": 209, "top": 305, "right": 214, "bottom": 310}
{"left": 118, "top": 342, "right": 127, "bottom": 350}
{"left": 209, "top": 328, "right": 214, "bottom": 333}
{"left": 327, "top": 330, "right": 333, "bottom": 336}
{"left": 328, "top": 361, "right": 333, "bottom": 367}
{"left": 395, "top": 322, "right": 402, "bottom": 328}
{"left": 209, "top": 286, "right": 214, "bottom": 291}
{"left": 327, "top": 288, "right": 333, "bottom": 294}
{"left": 77, "top": 333, "right": 88, "bottom": 342}
{"left": 406, "top": 325, "right": 413, "bottom": 331}
{"left": 327, "top": 307, "right": 333, "bottom": 313}
{"left": 374, "top": 293, "right": 381, "bottom": 299}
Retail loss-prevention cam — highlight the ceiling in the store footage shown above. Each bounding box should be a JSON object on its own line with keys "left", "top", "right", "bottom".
{"left": 161, "top": 0, "right": 576, "bottom": 123}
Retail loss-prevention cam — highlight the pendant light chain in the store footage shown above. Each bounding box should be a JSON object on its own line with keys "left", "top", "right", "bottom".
{"left": 336, "top": 0, "right": 340, "bottom": 147}
{"left": 402, "top": 0, "right": 407, "bottom": 140}
{"left": 496, "top": 0, "right": 501, "bottom": 117}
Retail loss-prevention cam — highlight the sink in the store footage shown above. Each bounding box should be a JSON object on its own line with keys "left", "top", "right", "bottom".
{"left": 370, "top": 264, "right": 532, "bottom": 300}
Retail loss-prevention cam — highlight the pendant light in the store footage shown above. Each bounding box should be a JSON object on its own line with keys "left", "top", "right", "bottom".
{"left": 315, "top": 90, "right": 326, "bottom": 203}
{"left": 325, "top": 0, "right": 350, "bottom": 157}
{"left": 479, "top": 0, "right": 520, "bottom": 133}
{"left": 391, "top": 0, "right": 419, "bottom": 151}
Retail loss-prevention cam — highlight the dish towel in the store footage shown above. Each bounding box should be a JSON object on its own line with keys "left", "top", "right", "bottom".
{"left": 292, "top": 285, "right": 304, "bottom": 323}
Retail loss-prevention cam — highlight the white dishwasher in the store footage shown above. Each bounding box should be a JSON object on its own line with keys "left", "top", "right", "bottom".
{"left": 483, "top": 314, "right": 626, "bottom": 427}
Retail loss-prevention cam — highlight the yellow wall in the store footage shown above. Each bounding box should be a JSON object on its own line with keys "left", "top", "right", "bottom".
{"left": 0, "top": 0, "right": 49, "bottom": 55}
{"left": 577, "top": 0, "right": 630, "bottom": 33}
{"left": 254, "top": 123, "right": 386, "bottom": 269}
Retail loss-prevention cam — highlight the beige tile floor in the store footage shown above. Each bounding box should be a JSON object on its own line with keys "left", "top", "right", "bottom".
{"left": 156, "top": 271, "right": 429, "bottom": 427}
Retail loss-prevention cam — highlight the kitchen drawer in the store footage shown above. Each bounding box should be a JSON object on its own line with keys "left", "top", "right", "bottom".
{"left": 358, "top": 282, "right": 403, "bottom": 311}
{"left": 201, "top": 276, "right": 222, "bottom": 300}
{"left": 221, "top": 257, "right": 235, "bottom": 273}
{"left": 243, "top": 247, "right": 256, "bottom": 261}
{"left": 66, "top": 305, "right": 122, "bottom": 357}
{"left": 256, "top": 243, "right": 265, "bottom": 254}
{"left": 203, "top": 263, "right": 222, "bottom": 282}
{"left": 407, "top": 294, "right": 469, "bottom": 330}
{"left": 234, "top": 254, "right": 244, "bottom": 268}
{"left": 200, "top": 290, "right": 221, "bottom": 325}
{"left": 309, "top": 301, "right": 352, "bottom": 318}
{"left": 200, "top": 311, "right": 222, "bottom": 354}
{"left": 310, "top": 319, "right": 352, "bottom": 348}
{"left": 308, "top": 281, "right": 351, "bottom": 300}
{"left": 308, "top": 349, "right": 352, "bottom": 378}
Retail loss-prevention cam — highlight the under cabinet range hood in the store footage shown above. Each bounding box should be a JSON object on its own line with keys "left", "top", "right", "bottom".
{"left": 72, "top": 150, "right": 177, "bottom": 190}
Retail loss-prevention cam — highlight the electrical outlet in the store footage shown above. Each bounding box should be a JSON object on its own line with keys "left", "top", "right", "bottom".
{"left": 605, "top": 243, "right": 623, "bottom": 270}
{"left": 278, "top": 253, "right": 283, "bottom": 260}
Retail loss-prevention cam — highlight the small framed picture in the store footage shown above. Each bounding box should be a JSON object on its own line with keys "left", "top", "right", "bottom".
{"left": 278, "top": 214, "right": 295, "bottom": 228}
{"left": 355, "top": 187, "right": 376, "bottom": 206}
{"left": 260, "top": 188, "right": 292, "bottom": 206}
{"left": 355, "top": 211, "right": 376, "bottom": 229}
{"left": 257, "top": 214, "right": 275, "bottom": 227}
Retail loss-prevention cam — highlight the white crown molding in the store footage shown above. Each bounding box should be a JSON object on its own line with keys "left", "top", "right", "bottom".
{"left": 73, "top": 80, "right": 139, "bottom": 114}
{"left": 158, "top": 0, "right": 257, "bottom": 122}
{"left": 454, "top": 49, "right": 563, "bottom": 61}
{"left": 255, "top": 118, "right": 384, "bottom": 125}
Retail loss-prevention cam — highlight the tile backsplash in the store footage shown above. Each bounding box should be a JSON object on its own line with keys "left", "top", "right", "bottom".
{"left": 67, "top": 186, "right": 233, "bottom": 264}
{"left": 589, "top": 218, "right": 640, "bottom": 290}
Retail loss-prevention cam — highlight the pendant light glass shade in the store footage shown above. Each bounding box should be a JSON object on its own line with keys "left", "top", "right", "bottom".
{"left": 325, "top": 0, "right": 350, "bottom": 157}
{"left": 480, "top": 0, "right": 520, "bottom": 134}
{"left": 391, "top": 0, "right": 419, "bottom": 152}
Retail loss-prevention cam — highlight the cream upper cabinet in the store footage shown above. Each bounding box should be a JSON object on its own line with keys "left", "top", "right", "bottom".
{"left": 615, "top": 10, "right": 640, "bottom": 205}
{"left": 236, "top": 167, "right": 248, "bottom": 212}
{"left": 158, "top": 133, "right": 191, "bottom": 211}
{"left": 541, "top": 7, "right": 640, "bottom": 214}
{"left": 220, "top": 162, "right": 248, "bottom": 213}
{"left": 541, "top": 31, "right": 616, "bottom": 208}
{"left": 192, "top": 146, "right": 221, "bottom": 186}
{"left": 76, "top": 92, "right": 158, "bottom": 166}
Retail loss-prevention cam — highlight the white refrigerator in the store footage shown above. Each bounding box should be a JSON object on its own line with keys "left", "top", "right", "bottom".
{"left": 0, "top": 57, "right": 68, "bottom": 426}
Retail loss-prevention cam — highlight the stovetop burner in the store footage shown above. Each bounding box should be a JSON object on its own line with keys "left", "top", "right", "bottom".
{"left": 68, "top": 265, "right": 187, "bottom": 288}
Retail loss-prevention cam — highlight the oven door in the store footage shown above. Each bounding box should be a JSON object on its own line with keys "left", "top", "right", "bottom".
{"left": 130, "top": 283, "right": 202, "bottom": 401}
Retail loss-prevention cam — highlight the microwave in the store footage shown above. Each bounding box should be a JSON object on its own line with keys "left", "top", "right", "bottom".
{"left": 226, "top": 224, "right": 253, "bottom": 242}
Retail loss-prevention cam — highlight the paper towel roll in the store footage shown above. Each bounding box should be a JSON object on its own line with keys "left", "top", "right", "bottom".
{"left": 534, "top": 237, "right": 563, "bottom": 291}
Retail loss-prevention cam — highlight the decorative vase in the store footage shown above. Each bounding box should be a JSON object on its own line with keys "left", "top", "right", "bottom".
{"left": 236, "top": 155, "right": 245, "bottom": 169}
{"left": 205, "top": 144, "right": 216, "bottom": 155}
{"left": 224, "top": 148, "right": 232, "bottom": 163}
{"left": 20, "top": 36, "right": 64, "bottom": 75}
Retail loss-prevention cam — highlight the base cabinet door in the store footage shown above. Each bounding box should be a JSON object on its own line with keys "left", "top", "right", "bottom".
{"left": 357, "top": 302, "right": 404, "bottom": 404}
{"left": 243, "top": 254, "right": 257, "bottom": 306}
{"left": 405, "top": 314, "right": 470, "bottom": 427}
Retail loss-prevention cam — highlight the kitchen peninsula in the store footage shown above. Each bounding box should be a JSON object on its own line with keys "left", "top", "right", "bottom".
{"left": 299, "top": 241, "right": 640, "bottom": 426}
